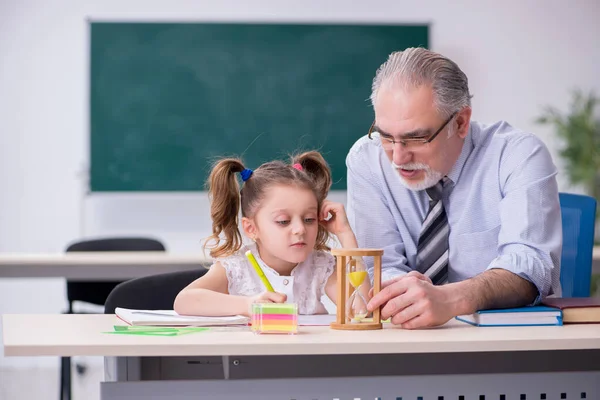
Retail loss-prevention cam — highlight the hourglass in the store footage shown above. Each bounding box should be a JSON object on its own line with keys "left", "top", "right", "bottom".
{"left": 346, "top": 258, "right": 368, "bottom": 322}
{"left": 330, "top": 248, "right": 383, "bottom": 330}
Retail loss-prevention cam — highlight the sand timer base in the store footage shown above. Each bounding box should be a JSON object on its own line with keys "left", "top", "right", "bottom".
{"left": 330, "top": 321, "right": 382, "bottom": 330}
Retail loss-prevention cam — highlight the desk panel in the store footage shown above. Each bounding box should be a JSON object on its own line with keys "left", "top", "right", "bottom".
{"left": 101, "top": 372, "right": 599, "bottom": 400}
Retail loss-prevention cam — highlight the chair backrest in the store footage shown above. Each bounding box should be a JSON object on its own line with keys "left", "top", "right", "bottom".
{"left": 104, "top": 269, "right": 207, "bottom": 314}
{"left": 65, "top": 237, "right": 166, "bottom": 252}
{"left": 65, "top": 237, "right": 166, "bottom": 307}
{"left": 559, "top": 193, "right": 597, "bottom": 297}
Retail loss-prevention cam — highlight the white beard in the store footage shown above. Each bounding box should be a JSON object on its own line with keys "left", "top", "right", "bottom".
{"left": 391, "top": 162, "right": 444, "bottom": 191}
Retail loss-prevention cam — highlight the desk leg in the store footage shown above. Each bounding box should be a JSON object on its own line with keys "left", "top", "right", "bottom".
{"left": 103, "top": 357, "right": 140, "bottom": 382}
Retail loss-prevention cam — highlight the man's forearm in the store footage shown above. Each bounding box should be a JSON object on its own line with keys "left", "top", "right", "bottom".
{"left": 449, "top": 269, "right": 538, "bottom": 315}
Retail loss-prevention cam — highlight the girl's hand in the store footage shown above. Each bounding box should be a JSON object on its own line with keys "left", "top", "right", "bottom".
{"left": 320, "top": 200, "right": 353, "bottom": 237}
{"left": 246, "top": 291, "right": 287, "bottom": 316}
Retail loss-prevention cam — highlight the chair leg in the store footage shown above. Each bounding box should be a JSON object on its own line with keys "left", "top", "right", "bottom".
{"left": 61, "top": 303, "right": 73, "bottom": 400}
{"left": 60, "top": 356, "right": 71, "bottom": 400}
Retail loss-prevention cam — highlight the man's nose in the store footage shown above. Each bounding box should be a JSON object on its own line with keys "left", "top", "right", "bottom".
{"left": 392, "top": 143, "right": 412, "bottom": 165}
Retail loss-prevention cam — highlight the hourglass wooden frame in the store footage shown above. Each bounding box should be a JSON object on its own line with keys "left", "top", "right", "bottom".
{"left": 330, "top": 248, "right": 383, "bottom": 331}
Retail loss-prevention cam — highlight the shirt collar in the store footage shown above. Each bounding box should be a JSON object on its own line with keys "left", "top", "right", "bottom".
{"left": 445, "top": 123, "right": 475, "bottom": 186}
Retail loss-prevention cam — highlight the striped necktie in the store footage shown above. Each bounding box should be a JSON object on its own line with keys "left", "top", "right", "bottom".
{"left": 416, "top": 179, "right": 449, "bottom": 285}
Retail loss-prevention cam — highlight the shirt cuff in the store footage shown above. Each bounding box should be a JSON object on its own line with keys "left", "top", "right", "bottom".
{"left": 381, "top": 269, "right": 408, "bottom": 284}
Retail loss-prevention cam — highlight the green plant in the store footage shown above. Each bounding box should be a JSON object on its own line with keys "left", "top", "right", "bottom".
{"left": 592, "top": 273, "right": 600, "bottom": 297}
{"left": 536, "top": 90, "right": 600, "bottom": 209}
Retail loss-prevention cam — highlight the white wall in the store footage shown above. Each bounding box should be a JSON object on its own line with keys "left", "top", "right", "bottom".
{"left": 1, "top": 0, "right": 599, "bottom": 369}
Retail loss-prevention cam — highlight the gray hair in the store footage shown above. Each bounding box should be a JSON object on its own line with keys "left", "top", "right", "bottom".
{"left": 370, "top": 47, "right": 473, "bottom": 118}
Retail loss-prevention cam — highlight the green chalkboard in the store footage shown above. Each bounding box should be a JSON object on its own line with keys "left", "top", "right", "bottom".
{"left": 90, "top": 22, "right": 428, "bottom": 191}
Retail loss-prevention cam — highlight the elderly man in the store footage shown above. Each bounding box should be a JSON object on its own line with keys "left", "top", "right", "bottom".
{"left": 346, "top": 47, "right": 562, "bottom": 329}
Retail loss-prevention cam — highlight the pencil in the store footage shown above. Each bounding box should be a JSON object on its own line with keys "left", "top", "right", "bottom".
{"left": 245, "top": 250, "right": 275, "bottom": 292}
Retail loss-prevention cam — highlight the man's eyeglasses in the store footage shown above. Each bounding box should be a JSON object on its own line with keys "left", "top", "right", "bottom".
{"left": 368, "top": 111, "right": 457, "bottom": 150}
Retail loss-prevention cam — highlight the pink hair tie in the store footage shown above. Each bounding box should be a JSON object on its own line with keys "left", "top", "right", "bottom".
{"left": 292, "top": 163, "right": 303, "bottom": 171}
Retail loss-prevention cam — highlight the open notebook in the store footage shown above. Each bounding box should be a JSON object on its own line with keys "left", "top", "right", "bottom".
{"left": 115, "top": 308, "right": 250, "bottom": 327}
{"left": 115, "top": 307, "right": 337, "bottom": 327}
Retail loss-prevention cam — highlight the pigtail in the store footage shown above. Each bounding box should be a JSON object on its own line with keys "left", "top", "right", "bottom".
{"left": 291, "top": 151, "right": 333, "bottom": 251}
{"left": 292, "top": 151, "right": 332, "bottom": 202}
{"left": 205, "top": 158, "right": 245, "bottom": 258}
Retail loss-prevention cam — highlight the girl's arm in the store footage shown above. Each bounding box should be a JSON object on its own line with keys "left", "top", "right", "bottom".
{"left": 320, "top": 200, "right": 372, "bottom": 305}
{"left": 174, "top": 262, "right": 285, "bottom": 317}
{"left": 334, "top": 221, "right": 373, "bottom": 303}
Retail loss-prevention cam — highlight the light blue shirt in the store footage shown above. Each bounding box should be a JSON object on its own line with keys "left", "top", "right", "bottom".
{"left": 346, "top": 120, "right": 562, "bottom": 301}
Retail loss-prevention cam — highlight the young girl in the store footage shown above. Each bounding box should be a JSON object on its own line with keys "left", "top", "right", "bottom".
{"left": 174, "top": 151, "right": 366, "bottom": 316}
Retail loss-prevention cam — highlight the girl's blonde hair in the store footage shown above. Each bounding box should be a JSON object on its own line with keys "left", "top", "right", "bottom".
{"left": 205, "top": 151, "right": 332, "bottom": 258}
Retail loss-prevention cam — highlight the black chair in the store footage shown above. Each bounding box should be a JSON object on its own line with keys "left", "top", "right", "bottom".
{"left": 104, "top": 269, "right": 207, "bottom": 314}
{"left": 61, "top": 237, "right": 166, "bottom": 400}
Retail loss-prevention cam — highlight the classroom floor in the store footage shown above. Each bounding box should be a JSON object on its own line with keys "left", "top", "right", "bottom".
{"left": 0, "top": 358, "right": 103, "bottom": 400}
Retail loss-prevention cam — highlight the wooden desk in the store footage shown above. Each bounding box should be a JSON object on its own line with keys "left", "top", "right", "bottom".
{"left": 0, "top": 252, "right": 211, "bottom": 280}
{"left": 2, "top": 314, "right": 599, "bottom": 400}
{"left": 2, "top": 314, "right": 600, "bottom": 357}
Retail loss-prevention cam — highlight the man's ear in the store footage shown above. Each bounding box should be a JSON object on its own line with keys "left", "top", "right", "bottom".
{"left": 456, "top": 106, "right": 472, "bottom": 139}
{"left": 241, "top": 217, "right": 257, "bottom": 241}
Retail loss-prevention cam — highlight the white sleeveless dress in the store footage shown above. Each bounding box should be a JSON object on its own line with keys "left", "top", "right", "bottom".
{"left": 217, "top": 243, "right": 335, "bottom": 315}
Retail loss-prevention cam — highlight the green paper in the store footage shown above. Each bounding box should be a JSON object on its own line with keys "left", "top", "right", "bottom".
{"left": 104, "top": 325, "right": 209, "bottom": 336}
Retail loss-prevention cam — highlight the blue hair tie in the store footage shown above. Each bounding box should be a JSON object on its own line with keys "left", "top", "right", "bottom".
{"left": 240, "top": 168, "right": 253, "bottom": 182}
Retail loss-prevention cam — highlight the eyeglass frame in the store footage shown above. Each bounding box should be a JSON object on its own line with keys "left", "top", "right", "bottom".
{"left": 368, "top": 111, "right": 458, "bottom": 148}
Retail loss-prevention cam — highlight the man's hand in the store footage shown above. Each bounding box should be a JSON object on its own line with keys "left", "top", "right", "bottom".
{"left": 367, "top": 271, "right": 459, "bottom": 329}
{"left": 367, "top": 269, "right": 539, "bottom": 329}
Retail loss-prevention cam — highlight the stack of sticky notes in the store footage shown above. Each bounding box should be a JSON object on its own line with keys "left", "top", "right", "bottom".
{"left": 251, "top": 303, "right": 298, "bottom": 334}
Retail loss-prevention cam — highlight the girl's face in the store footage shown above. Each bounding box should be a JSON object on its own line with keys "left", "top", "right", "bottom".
{"left": 242, "top": 184, "right": 319, "bottom": 272}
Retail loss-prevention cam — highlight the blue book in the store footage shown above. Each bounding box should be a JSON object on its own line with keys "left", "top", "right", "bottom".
{"left": 455, "top": 306, "right": 563, "bottom": 327}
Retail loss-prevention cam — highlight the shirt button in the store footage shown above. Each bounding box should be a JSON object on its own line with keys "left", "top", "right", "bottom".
{"left": 283, "top": 279, "right": 289, "bottom": 286}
